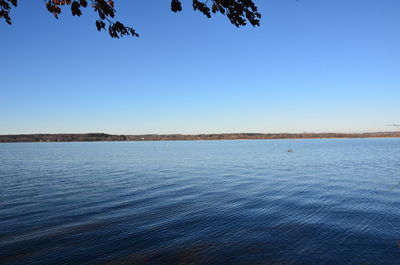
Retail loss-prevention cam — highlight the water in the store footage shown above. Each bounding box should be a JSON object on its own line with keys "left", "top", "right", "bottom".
{"left": 0, "top": 139, "right": 399, "bottom": 265}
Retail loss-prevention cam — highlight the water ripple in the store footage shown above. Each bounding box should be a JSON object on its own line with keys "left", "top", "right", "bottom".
{"left": 0, "top": 139, "right": 399, "bottom": 264}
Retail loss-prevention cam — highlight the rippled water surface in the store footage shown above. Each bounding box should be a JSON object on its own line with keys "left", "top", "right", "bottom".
{"left": 1, "top": 139, "right": 400, "bottom": 265}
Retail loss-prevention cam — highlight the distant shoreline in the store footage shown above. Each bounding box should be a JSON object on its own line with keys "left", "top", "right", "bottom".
{"left": 1, "top": 132, "right": 399, "bottom": 143}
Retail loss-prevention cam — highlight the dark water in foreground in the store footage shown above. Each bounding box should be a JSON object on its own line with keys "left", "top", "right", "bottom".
{"left": 0, "top": 139, "right": 399, "bottom": 265}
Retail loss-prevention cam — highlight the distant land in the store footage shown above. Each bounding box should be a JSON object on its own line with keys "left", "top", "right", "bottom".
{"left": 0, "top": 132, "right": 400, "bottom": 143}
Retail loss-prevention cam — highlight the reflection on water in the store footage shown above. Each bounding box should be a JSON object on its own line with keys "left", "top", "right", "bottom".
{"left": 0, "top": 139, "right": 399, "bottom": 264}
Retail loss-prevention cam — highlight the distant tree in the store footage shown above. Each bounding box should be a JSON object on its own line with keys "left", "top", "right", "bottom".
{"left": 0, "top": 0, "right": 261, "bottom": 38}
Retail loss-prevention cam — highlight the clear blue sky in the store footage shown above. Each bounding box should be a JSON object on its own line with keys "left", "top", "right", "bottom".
{"left": 1, "top": 0, "right": 399, "bottom": 134}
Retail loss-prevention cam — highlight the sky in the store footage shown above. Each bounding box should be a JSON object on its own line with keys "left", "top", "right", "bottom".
{"left": 1, "top": 0, "right": 399, "bottom": 135}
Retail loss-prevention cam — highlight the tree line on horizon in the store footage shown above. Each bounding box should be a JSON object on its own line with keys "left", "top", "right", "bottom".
{"left": 1, "top": 132, "right": 400, "bottom": 143}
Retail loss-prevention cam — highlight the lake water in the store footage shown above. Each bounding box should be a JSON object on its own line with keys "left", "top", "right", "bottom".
{"left": 0, "top": 139, "right": 399, "bottom": 265}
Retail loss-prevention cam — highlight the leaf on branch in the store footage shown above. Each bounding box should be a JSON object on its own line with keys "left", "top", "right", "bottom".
{"left": 79, "top": 0, "right": 87, "bottom": 8}
{"left": 0, "top": 10, "right": 11, "bottom": 24}
{"left": 0, "top": 0, "right": 18, "bottom": 24}
{"left": 193, "top": 0, "right": 211, "bottom": 18}
{"left": 71, "top": 1, "right": 82, "bottom": 16}
{"left": 46, "top": 1, "right": 62, "bottom": 19}
{"left": 92, "top": 0, "right": 115, "bottom": 18}
{"left": 192, "top": 0, "right": 261, "bottom": 27}
{"left": 108, "top": 21, "right": 139, "bottom": 38}
{"left": 95, "top": 19, "right": 105, "bottom": 31}
{"left": 171, "top": 0, "right": 182, "bottom": 13}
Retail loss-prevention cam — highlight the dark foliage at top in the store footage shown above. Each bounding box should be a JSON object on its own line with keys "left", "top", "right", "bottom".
{"left": 0, "top": 0, "right": 261, "bottom": 38}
